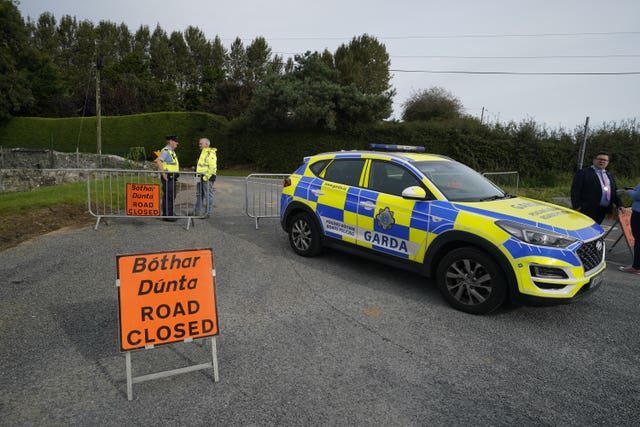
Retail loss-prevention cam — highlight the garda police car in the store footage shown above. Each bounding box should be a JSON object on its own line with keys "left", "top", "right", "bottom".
{"left": 279, "top": 145, "right": 605, "bottom": 314}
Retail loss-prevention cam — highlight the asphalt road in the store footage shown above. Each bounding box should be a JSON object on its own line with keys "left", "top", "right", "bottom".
{"left": 1, "top": 176, "right": 639, "bottom": 426}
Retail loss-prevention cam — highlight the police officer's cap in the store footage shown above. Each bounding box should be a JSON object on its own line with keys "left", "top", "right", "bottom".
{"left": 166, "top": 135, "right": 179, "bottom": 142}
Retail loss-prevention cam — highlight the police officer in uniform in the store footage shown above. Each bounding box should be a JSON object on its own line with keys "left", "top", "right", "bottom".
{"left": 156, "top": 135, "right": 180, "bottom": 221}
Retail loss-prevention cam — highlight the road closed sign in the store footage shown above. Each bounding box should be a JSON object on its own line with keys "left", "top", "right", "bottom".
{"left": 116, "top": 249, "right": 218, "bottom": 351}
{"left": 126, "top": 183, "right": 160, "bottom": 216}
{"left": 619, "top": 208, "right": 636, "bottom": 247}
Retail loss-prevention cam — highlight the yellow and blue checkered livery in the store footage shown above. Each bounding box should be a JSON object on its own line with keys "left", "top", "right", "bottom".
{"left": 280, "top": 150, "right": 605, "bottom": 314}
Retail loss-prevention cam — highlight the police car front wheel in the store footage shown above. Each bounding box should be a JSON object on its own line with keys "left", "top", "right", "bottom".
{"left": 436, "top": 247, "right": 507, "bottom": 314}
{"left": 288, "top": 212, "right": 322, "bottom": 257}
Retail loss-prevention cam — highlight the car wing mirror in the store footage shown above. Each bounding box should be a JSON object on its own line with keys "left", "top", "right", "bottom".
{"left": 402, "top": 186, "right": 428, "bottom": 200}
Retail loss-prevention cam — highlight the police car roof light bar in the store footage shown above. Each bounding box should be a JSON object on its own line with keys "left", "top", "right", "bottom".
{"left": 369, "top": 144, "right": 425, "bottom": 152}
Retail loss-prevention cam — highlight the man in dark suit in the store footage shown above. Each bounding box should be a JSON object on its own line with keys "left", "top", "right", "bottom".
{"left": 571, "top": 152, "right": 623, "bottom": 224}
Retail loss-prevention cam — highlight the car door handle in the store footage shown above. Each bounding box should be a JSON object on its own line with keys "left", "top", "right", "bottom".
{"left": 360, "top": 201, "right": 376, "bottom": 210}
{"left": 311, "top": 189, "right": 324, "bottom": 196}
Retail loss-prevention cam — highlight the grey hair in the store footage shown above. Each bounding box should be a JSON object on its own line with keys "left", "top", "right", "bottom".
{"left": 200, "top": 138, "right": 210, "bottom": 147}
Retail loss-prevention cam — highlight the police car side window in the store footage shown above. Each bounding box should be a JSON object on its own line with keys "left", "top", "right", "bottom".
{"left": 323, "top": 159, "right": 365, "bottom": 187}
{"left": 369, "top": 160, "right": 421, "bottom": 196}
{"left": 309, "top": 159, "right": 330, "bottom": 177}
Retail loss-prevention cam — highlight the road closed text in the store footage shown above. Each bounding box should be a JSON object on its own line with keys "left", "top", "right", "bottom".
{"left": 117, "top": 249, "right": 218, "bottom": 351}
{"left": 126, "top": 183, "right": 161, "bottom": 216}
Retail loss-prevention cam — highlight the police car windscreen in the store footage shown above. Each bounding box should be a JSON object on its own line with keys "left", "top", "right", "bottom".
{"left": 414, "top": 161, "right": 505, "bottom": 202}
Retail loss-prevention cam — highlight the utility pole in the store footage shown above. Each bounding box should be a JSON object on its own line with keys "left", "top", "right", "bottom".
{"left": 480, "top": 106, "right": 485, "bottom": 124}
{"left": 96, "top": 53, "right": 103, "bottom": 166}
{"left": 577, "top": 116, "right": 590, "bottom": 171}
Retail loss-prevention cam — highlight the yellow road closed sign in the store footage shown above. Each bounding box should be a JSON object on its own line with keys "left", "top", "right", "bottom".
{"left": 116, "top": 249, "right": 218, "bottom": 351}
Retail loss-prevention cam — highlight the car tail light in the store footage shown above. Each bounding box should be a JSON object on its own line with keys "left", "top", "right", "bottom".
{"left": 283, "top": 177, "right": 291, "bottom": 187}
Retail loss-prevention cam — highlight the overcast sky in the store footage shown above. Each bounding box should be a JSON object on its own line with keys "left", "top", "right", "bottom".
{"left": 16, "top": 0, "right": 640, "bottom": 130}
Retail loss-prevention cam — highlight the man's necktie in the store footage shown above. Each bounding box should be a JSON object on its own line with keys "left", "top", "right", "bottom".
{"left": 600, "top": 169, "right": 610, "bottom": 202}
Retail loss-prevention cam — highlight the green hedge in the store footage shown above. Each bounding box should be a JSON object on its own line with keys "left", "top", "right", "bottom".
{"left": 2, "top": 113, "right": 639, "bottom": 182}
{"left": 230, "top": 118, "right": 579, "bottom": 178}
{"left": 0, "top": 112, "right": 230, "bottom": 167}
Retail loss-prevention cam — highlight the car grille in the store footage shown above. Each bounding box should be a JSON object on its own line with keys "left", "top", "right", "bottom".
{"left": 577, "top": 238, "right": 604, "bottom": 272}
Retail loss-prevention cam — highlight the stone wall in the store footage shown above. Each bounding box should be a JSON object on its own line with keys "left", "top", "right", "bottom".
{"left": 0, "top": 148, "right": 151, "bottom": 193}
{"left": 0, "top": 147, "right": 146, "bottom": 169}
{"left": 0, "top": 168, "right": 94, "bottom": 193}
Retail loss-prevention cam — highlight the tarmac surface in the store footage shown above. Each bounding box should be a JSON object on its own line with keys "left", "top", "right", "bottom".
{"left": 1, "top": 176, "right": 639, "bottom": 426}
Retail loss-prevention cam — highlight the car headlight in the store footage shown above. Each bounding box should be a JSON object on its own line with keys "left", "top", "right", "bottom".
{"left": 496, "top": 220, "right": 577, "bottom": 248}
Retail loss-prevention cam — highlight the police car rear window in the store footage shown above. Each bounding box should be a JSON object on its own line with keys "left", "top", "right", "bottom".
{"left": 369, "top": 160, "right": 421, "bottom": 196}
{"left": 309, "top": 159, "right": 330, "bottom": 176}
{"left": 323, "top": 159, "right": 365, "bottom": 187}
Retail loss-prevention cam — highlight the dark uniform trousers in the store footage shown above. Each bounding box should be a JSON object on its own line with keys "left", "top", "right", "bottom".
{"left": 161, "top": 173, "right": 177, "bottom": 216}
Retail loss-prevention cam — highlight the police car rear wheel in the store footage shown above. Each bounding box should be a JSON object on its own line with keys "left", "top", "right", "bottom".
{"left": 436, "top": 247, "right": 506, "bottom": 314}
{"left": 289, "top": 212, "right": 321, "bottom": 257}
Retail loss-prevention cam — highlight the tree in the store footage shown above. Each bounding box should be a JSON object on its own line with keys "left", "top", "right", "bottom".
{"left": 243, "top": 51, "right": 338, "bottom": 129}
{"left": 401, "top": 87, "right": 464, "bottom": 122}
{"left": 210, "top": 35, "right": 227, "bottom": 71}
{"left": 227, "top": 37, "right": 247, "bottom": 83}
{"left": 184, "top": 25, "right": 210, "bottom": 81}
{"left": 292, "top": 51, "right": 338, "bottom": 82}
{"left": 198, "top": 35, "right": 227, "bottom": 113}
{"left": 147, "top": 25, "right": 177, "bottom": 111}
{"left": 213, "top": 80, "right": 253, "bottom": 119}
{"left": 31, "top": 12, "right": 58, "bottom": 53}
{"left": 148, "top": 24, "right": 180, "bottom": 111}
{"left": 70, "top": 19, "right": 97, "bottom": 115}
{"left": 95, "top": 20, "right": 119, "bottom": 65}
{"left": 149, "top": 25, "right": 172, "bottom": 82}
{"left": 244, "top": 50, "right": 392, "bottom": 131}
{"left": 212, "top": 37, "right": 253, "bottom": 118}
{"left": 269, "top": 54, "right": 284, "bottom": 75}
{"left": 116, "top": 22, "right": 132, "bottom": 58}
{"left": 133, "top": 25, "right": 151, "bottom": 60}
{"left": 168, "top": 30, "right": 190, "bottom": 94}
{"left": 182, "top": 26, "right": 211, "bottom": 110}
{"left": 0, "top": 0, "right": 35, "bottom": 120}
{"left": 245, "top": 36, "right": 272, "bottom": 84}
{"left": 334, "top": 34, "right": 392, "bottom": 96}
{"left": 24, "top": 12, "right": 68, "bottom": 116}
{"left": 284, "top": 57, "right": 294, "bottom": 74}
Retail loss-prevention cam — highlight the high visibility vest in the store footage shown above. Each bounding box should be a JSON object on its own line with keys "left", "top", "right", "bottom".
{"left": 196, "top": 148, "right": 217, "bottom": 179}
{"left": 161, "top": 147, "right": 179, "bottom": 172}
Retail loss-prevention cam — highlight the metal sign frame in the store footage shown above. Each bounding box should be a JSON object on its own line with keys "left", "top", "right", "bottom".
{"left": 116, "top": 248, "right": 220, "bottom": 400}
{"left": 604, "top": 211, "right": 634, "bottom": 257}
{"left": 125, "top": 336, "right": 219, "bottom": 401}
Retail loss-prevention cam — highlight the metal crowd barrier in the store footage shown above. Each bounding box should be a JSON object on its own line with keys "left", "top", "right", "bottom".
{"left": 87, "top": 169, "right": 209, "bottom": 230}
{"left": 244, "top": 174, "right": 289, "bottom": 229}
{"left": 243, "top": 171, "right": 519, "bottom": 230}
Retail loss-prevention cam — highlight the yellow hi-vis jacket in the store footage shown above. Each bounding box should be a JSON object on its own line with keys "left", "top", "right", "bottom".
{"left": 160, "top": 147, "right": 179, "bottom": 172}
{"left": 196, "top": 147, "right": 217, "bottom": 181}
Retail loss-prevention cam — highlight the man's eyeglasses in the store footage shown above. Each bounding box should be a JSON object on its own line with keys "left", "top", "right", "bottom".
{"left": 595, "top": 158, "right": 609, "bottom": 161}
